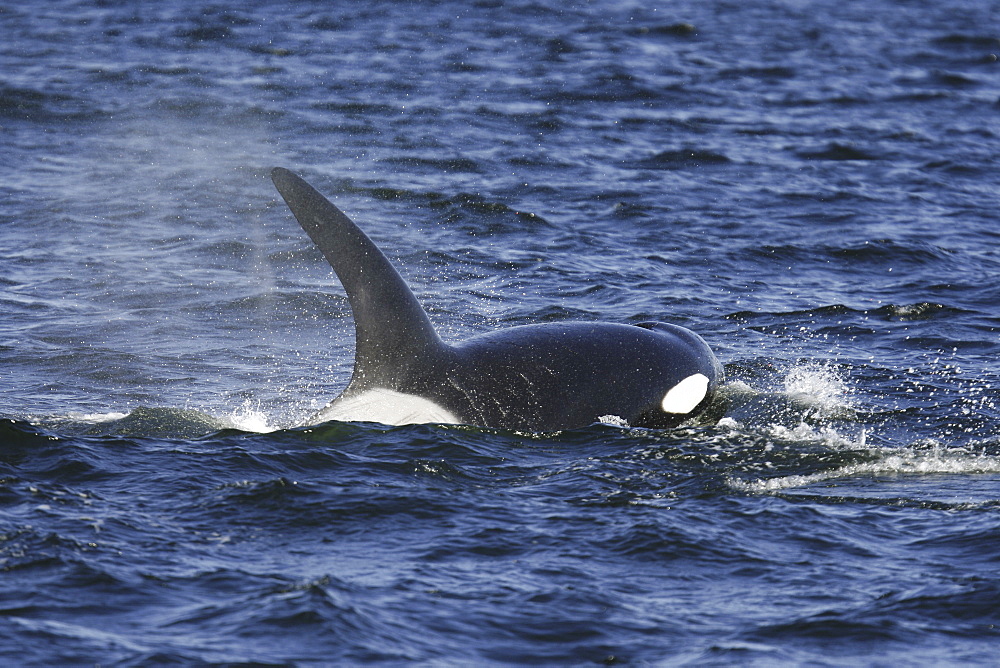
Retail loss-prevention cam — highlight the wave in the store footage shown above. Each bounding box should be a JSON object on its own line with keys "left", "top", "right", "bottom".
{"left": 728, "top": 441, "right": 1000, "bottom": 497}
{"left": 735, "top": 239, "right": 954, "bottom": 270}
{"left": 0, "top": 83, "right": 98, "bottom": 122}
{"left": 635, "top": 148, "right": 732, "bottom": 170}
{"left": 726, "top": 301, "right": 964, "bottom": 325}
{"left": 307, "top": 177, "right": 552, "bottom": 232}
{"left": 796, "top": 142, "right": 886, "bottom": 161}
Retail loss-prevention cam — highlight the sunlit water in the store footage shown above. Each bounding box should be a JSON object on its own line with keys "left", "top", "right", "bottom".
{"left": 2, "top": 1, "right": 1000, "bottom": 664}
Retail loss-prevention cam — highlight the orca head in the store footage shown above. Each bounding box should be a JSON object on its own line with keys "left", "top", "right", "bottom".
{"left": 630, "top": 321, "right": 723, "bottom": 428}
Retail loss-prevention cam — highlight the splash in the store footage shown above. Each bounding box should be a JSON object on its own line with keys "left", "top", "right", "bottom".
{"left": 73, "top": 411, "right": 130, "bottom": 423}
{"left": 228, "top": 400, "right": 276, "bottom": 433}
{"left": 719, "top": 361, "right": 859, "bottom": 440}
{"left": 782, "top": 362, "right": 852, "bottom": 419}
{"left": 597, "top": 415, "right": 630, "bottom": 428}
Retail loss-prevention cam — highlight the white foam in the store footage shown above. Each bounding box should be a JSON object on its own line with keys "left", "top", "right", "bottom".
{"left": 70, "top": 412, "right": 129, "bottom": 423}
{"left": 228, "top": 405, "right": 276, "bottom": 433}
{"left": 729, "top": 444, "right": 1000, "bottom": 494}
{"left": 766, "top": 422, "right": 865, "bottom": 448}
{"left": 783, "top": 363, "right": 852, "bottom": 418}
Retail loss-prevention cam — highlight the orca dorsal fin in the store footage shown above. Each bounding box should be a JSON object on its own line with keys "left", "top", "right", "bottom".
{"left": 270, "top": 167, "right": 442, "bottom": 389}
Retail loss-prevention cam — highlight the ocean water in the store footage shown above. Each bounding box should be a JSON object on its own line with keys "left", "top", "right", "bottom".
{"left": 2, "top": 0, "right": 1000, "bottom": 664}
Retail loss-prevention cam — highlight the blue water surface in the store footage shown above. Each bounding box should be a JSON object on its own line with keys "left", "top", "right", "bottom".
{"left": 2, "top": 1, "right": 1000, "bottom": 664}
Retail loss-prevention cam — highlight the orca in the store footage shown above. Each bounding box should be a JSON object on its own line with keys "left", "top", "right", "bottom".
{"left": 270, "top": 167, "right": 723, "bottom": 431}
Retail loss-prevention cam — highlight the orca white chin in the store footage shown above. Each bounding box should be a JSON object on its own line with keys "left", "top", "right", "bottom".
{"left": 315, "top": 389, "right": 460, "bottom": 427}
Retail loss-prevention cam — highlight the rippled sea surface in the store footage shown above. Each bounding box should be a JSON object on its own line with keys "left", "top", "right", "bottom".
{"left": 3, "top": 1, "right": 1000, "bottom": 664}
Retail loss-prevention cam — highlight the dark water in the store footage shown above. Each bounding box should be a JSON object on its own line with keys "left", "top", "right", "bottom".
{"left": 3, "top": 0, "right": 1000, "bottom": 664}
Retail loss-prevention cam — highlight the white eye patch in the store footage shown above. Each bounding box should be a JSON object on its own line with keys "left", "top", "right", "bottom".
{"left": 660, "top": 373, "right": 710, "bottom": 414}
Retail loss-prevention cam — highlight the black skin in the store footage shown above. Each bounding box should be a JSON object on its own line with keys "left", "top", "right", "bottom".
{"left": 271, "top": 167, "right": 724, "bottom": 431}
